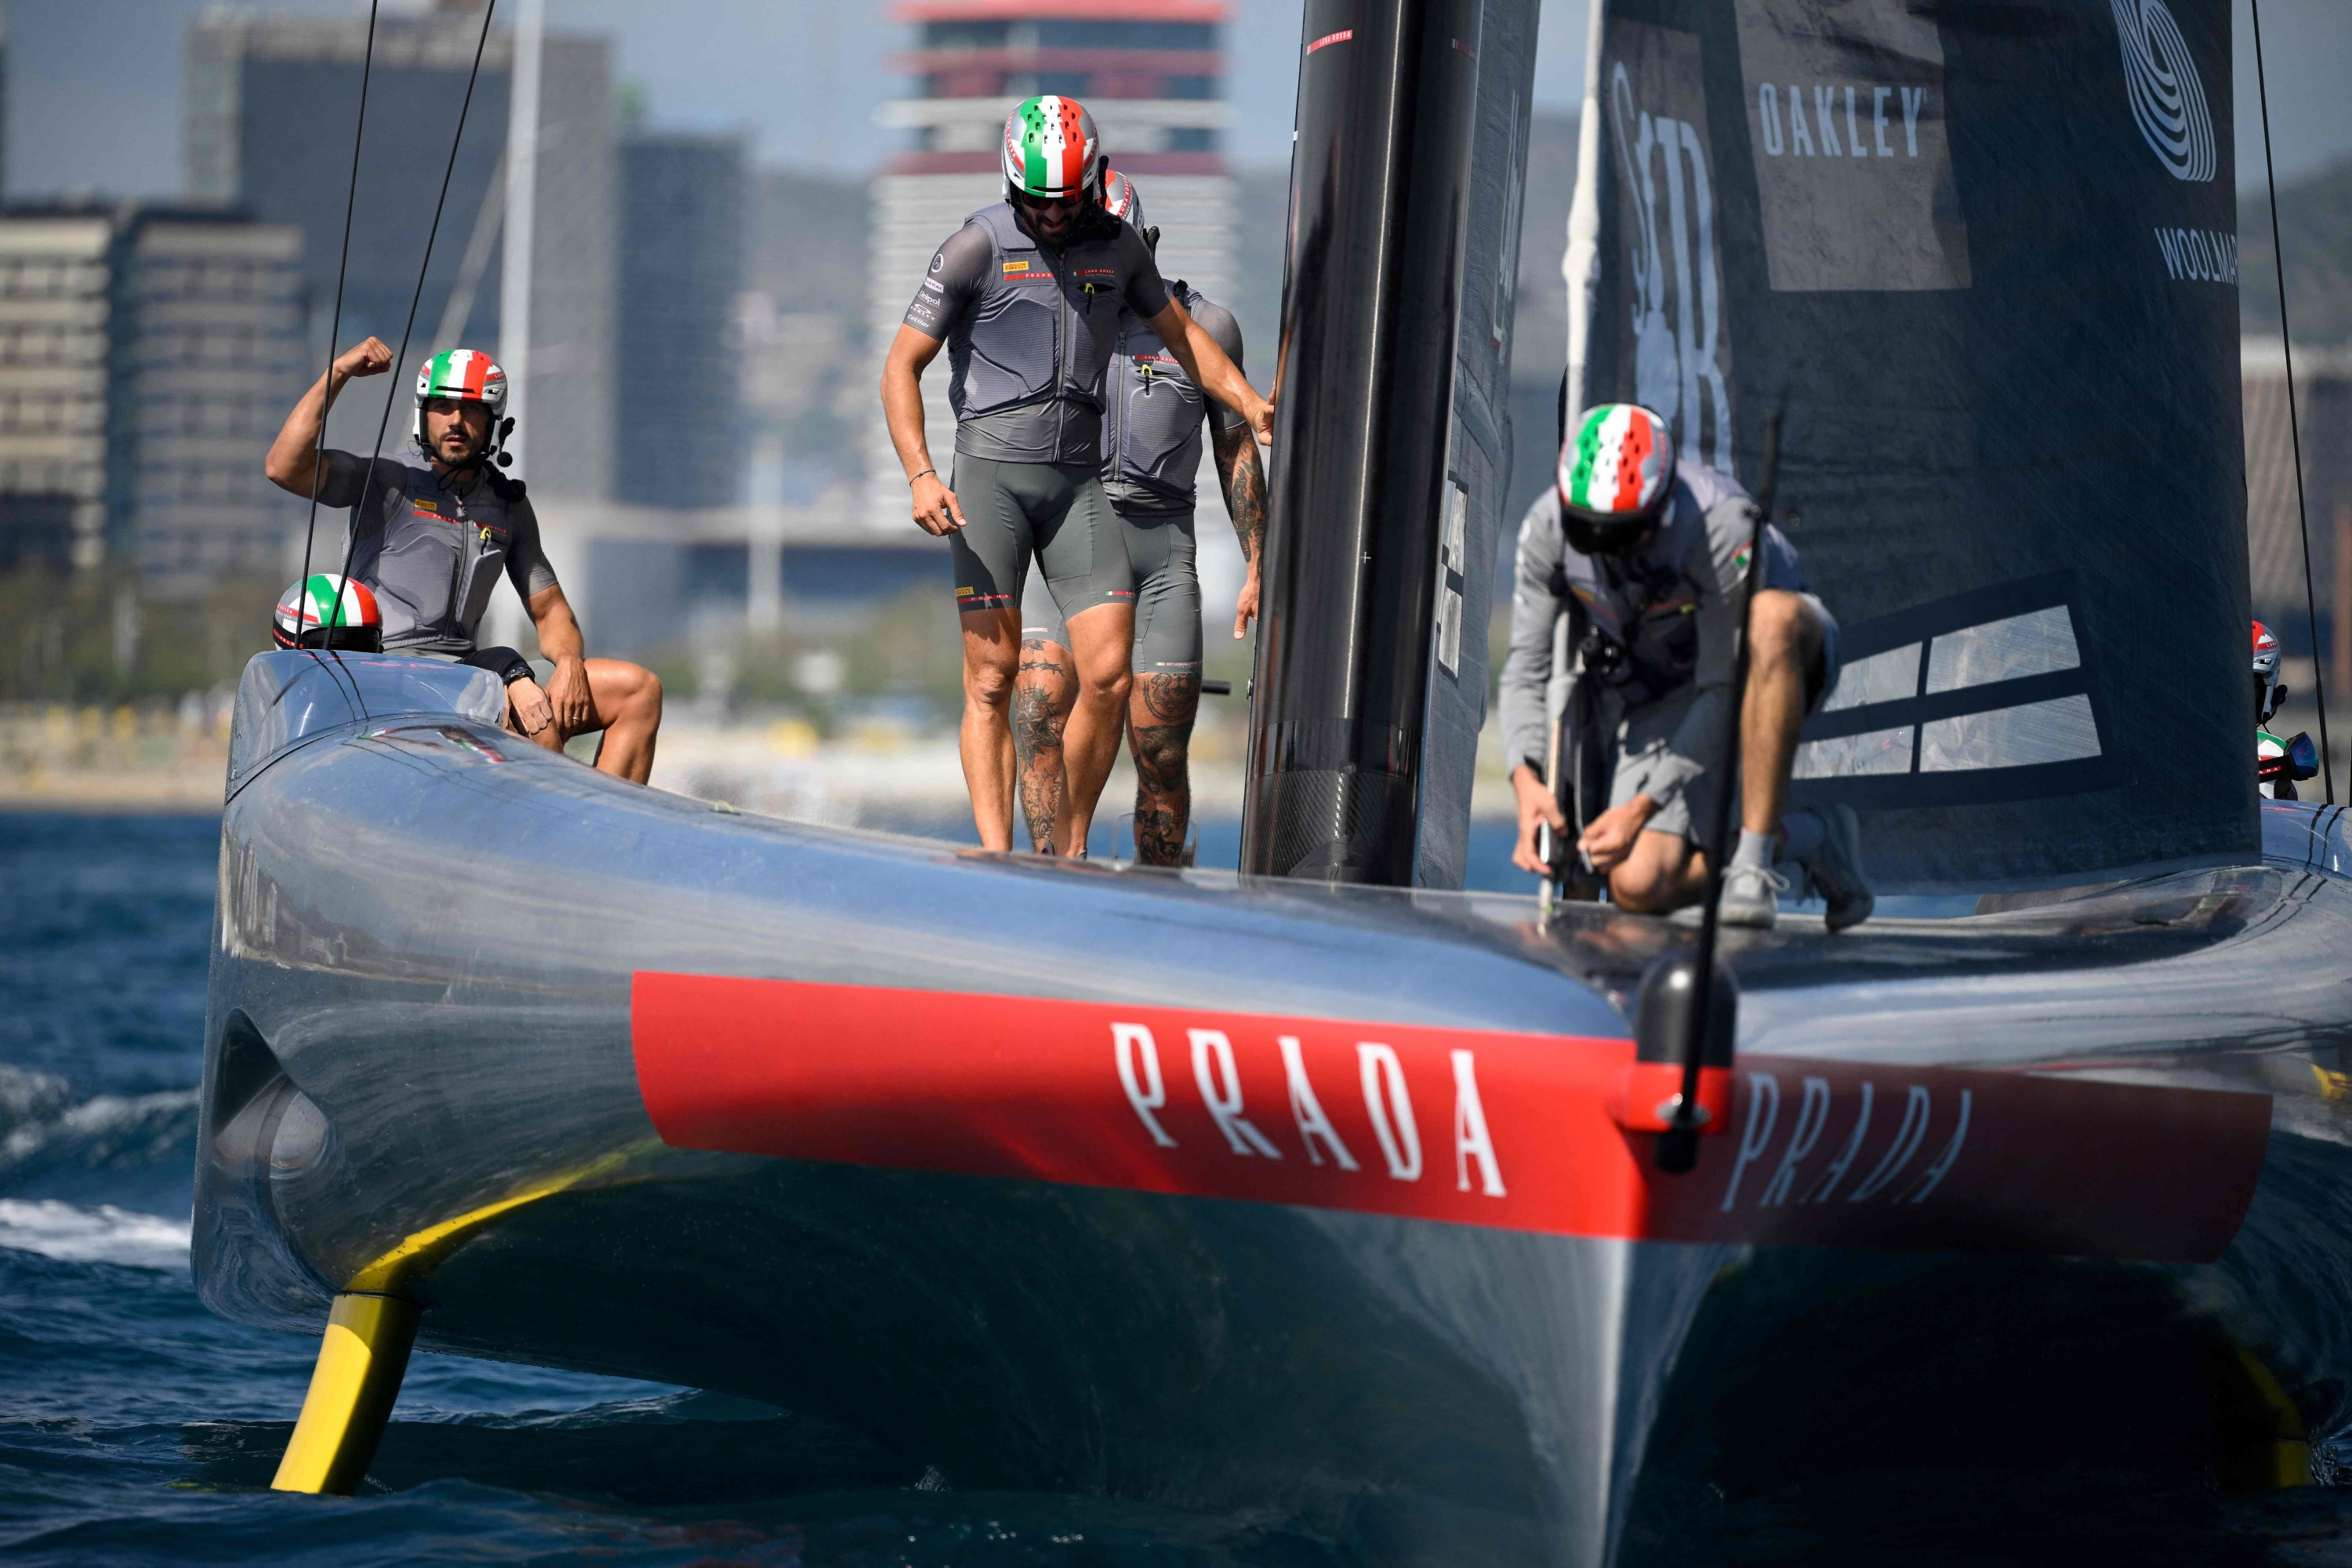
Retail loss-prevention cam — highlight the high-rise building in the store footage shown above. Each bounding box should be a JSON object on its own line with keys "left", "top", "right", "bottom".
{"left": 616, "top": 132, "right": 746, "bottom": 508}
{"left": 184, "top": 6, "right": 615, "bottom": 502}
{"left": 0, "top": 205, "right": 306, "bottom": 590}
{"left": 864, "top": 1, "right": 1236, "bottom": 530}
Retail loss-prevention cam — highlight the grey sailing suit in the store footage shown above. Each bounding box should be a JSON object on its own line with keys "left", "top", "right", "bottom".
{"left": 313, "top": 449, "right": 557, "bottom": 656}
{"left": 1497, "top": 460, "right": 1840, "bottom": 844}
{"left": 1022, "top": 279, "right": 1247, "bottom": 677}
{"left": 904, "top": 202, "right": 1171, "bottom": 616}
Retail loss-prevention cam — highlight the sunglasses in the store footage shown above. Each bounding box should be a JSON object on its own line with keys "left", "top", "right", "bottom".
{"left": 1017, "top": 191, "right": 1084, "bottom": 213}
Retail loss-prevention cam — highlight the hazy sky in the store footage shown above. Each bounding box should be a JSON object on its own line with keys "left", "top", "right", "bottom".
{"left": 6, "top": 0, "right": 2347, "bottom": 195}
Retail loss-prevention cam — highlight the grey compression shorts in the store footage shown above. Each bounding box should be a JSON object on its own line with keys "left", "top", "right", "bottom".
{"left": 1021, "top": 508, "right": 1202, "bottom": 677}
{"left": 949, "top": 455, "right": 1134, "bottom": 619}
{"left": 1610, "top": 590, "right": 1842, "bottom": 843}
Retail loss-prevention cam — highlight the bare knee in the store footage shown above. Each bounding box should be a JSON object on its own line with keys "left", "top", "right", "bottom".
{"left": 1748, "top": 590, "right": 1817, "bottom": 668}
{"left": 966, "top": 650, "right": 1018, "bottom": 712}
{"left": 1014, "top": 677, "right": 1066, "bottom": 756}
{"left": 1610, "top": 862, "right": 1675, "bottom": 913}
{"left": 1080, "top": 657, "right": 1132, "bottom": 708}
{"left": 622, "top": 664, "right": 662, "bottom": 722}
{"left": 1129, "top": 713, "right": 1190, "bottom": 790}
{"left": 1610, "top": 837, "right": 1694, "bottom": 913}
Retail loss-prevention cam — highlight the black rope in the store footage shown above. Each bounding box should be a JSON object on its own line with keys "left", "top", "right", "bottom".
{"left": 292, "top": 0, "right": 379, "bottom": 673}
{"left": 2251, "top": 0, "right": 2332, "bottom": 804}
{"left": 1657, "top": 407, "right": 1782, "bottom": 1175}
{"left": 326, "top": 0, "right": 501, "bottom": 672}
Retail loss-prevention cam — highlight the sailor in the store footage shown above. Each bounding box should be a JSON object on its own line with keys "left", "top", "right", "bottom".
{"left": 1011, "top": 170, "right": 1267, "bottom": 862}
{"left": 2252, "top": 620, "right": 2301, "bottom": 800}
{"left": 263, "top": 336, "right": 664, "bottom": 784}
{"left": 881, "top": 96, "right": 1272, "bottom": 855}
{"left": 1499, "top": 403, "right": 1873, "bottom": 930}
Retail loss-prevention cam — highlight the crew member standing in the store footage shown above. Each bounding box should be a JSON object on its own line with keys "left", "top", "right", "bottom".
{"left": 1012, "top": 170, "right": 1267, "bottom": 862}
{"left": 880, "top": 96, "right": 1272, "bottom": 855}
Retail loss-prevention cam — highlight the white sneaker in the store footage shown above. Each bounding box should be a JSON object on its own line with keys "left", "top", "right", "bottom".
{"left": 1720, "top": 863, "right": 1788, "bottom": 929}
{"left": 1802, "top": 802, "right": 1875, "bottom": 932}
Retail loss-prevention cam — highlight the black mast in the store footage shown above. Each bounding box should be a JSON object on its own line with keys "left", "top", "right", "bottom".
{"left": 1243, "top": 0, "right": 1490, "bottom": 884}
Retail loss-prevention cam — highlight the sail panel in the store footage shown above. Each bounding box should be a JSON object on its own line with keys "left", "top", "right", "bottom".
{"left": 1568, "top": 0, "right": 2254, "bottom": 887}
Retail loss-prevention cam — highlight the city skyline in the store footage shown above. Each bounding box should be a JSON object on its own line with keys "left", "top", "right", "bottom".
{"left": 9, "top": 0, "right": 2352, "bottom": 205}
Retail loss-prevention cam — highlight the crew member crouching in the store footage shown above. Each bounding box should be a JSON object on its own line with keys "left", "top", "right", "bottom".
{"left": 1501, "top": 403, "right": 1872, "bottom": 931}
{"left": 263, "top": 336, "right": 662, "bottom": 783}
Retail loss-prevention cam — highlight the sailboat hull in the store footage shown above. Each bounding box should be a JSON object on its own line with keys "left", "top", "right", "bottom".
{"left": 199, "top": 655, "right": 2352, "bottom": 1564}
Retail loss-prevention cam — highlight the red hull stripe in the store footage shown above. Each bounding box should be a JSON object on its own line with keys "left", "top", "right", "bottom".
{"left": 630, "top": 974, "right": 2270, "bottom": 1262}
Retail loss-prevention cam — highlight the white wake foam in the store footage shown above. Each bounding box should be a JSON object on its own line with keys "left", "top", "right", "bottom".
{"left": 0, "top": 1200, "right": 190, "bottom": 1270}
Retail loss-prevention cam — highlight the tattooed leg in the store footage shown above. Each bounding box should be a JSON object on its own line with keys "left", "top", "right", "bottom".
{"left": 1013, "top": 636, "right": 1077, "bottom": 854}
{"left": 1127, "top": 670, "right": 1200, "bottom": 867}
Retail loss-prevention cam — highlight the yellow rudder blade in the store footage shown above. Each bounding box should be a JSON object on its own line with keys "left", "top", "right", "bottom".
{"left": 270, "top": 1293, "right": 421, "bottom": 1495}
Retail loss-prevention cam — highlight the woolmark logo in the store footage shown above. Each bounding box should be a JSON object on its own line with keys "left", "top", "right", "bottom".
{"left": 2111, "top": 0, "right": 2215, "bottom": 182}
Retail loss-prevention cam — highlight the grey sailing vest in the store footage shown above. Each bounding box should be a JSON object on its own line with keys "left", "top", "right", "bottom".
{"left": 345, "top": 452, "right": 542, "bottom": 656}
{"left": 1102, "top": 280, "right": 1230, "bottom": 517}
{"left": 947, "top": 203, "right": 1140, "bottom": 467}
{"left": 1558, "top": 460, "right": 1802, "bottom": 708}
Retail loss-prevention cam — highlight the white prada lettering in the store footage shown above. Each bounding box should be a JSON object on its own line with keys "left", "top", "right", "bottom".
{"left": 1107, "top": 1025, "right": 1515, "bottom": 1196}
{"left": 1113, "top": 1022, "right": 1178, "bottom": 1147}
{"left": 1357, "top": 1043, "right": 1423, "bottom": 1181}
{"left": 1900, "top": 1088, "right": 1971, "bottom": 1203}
{"left": 1718, "top": 1074, "right": 1972, "bottom": 1213}
{"left": 1758, "top": 1076, "right": 1831, "bottom": 1207}
{"left": 1846, "top": 1085, "right": 1932, "bottom": 1201}
{"left": 1450, "top": 1051, "right": 1506, "bottom": 1196}
{"left": 1190, "top": 1029, "right": 1283, "bottom": 1157}
{"left": 1722, "top": 1072, "right": 1781, "bottom": 1211}
{"left": 1279, "top": 1035, "right": 1359, "bottom": 1170}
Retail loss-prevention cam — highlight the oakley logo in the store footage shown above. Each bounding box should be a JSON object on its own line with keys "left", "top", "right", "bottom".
{"left": 2111, "top": 0, "right": 2215, "bottom": 182}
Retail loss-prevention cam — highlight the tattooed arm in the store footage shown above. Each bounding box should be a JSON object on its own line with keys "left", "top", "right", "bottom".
{"left": 1210, "top": 422, "right": 1266, "bottom": 639}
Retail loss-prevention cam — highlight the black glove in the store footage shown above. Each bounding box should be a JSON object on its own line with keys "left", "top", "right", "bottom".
{"left": 459, "top": 645, "right": 534, "bottom": 685}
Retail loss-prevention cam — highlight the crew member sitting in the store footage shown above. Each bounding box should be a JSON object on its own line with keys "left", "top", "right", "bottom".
{"left": 263, "top": 336, "right": 662, "bottom": 783}
{"left": 1500, "top": 403, "right": 1872, "bottom": 931}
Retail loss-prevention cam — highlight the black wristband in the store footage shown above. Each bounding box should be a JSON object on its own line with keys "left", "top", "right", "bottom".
{"left": 459, "top": 645, "right": 535, "bottom": 685}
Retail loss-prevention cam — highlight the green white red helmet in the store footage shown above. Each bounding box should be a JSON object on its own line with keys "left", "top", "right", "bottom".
{"left": 1559, "top": 402, "right": 1675, "bottom": 554}
{"left": 412, "top": 347, "right": 510, "bottom": 466}
{"left": 1102, "top": 168, "right": 1144, "bottom": 229}
{"left": 1003, "top": 95, "right": 1104, "bottom": 201}
{"left": 2253, "top": 619, "right": 2285, "bottom": 723}
{"left": 273, "top": 574, "right": 383, "bottom": 652}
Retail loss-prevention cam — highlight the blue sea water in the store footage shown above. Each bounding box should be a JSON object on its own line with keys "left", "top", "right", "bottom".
{"left": 5, "top": 809, "right": 2352, "bottom": 1566}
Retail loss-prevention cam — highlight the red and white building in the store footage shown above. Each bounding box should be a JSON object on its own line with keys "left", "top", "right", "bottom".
{"left": 866, "top": 0, "right": 1236, "bottom": 529}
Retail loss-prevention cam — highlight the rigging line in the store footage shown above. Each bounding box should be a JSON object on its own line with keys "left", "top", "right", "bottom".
{"left": 292, "top": 0, "right": 378, "bottom": 686}
{"left": 326, "top": 0, "right": 500, "bottom": 694}
{"left": 2251, "top": 0, "right": 2332, "bottom": 804}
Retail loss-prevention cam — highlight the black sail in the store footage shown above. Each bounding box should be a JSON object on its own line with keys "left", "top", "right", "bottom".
{"left": 1243, "top": 0, "right": 1541, "bottom": 886}
{"left": 1566, "top": 0, "right": 2255, "bottom": 888}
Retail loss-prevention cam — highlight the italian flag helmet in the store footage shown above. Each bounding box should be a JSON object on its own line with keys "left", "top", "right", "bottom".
{"left": 1559, "top": 402, "right": 1675, "bottom": 554}
{"left": 273, "top": 574, "right": 383, "bottom": 652}
{"left": 1002, "top": 95, "right": 1104, "bottom": 201}
{"left": 1102, "top": 168, "right": 1145, "bottom": 230}
{"left": 412, "top": 348, "right": 510, "bottom": 463}
{"left": 2253, "top": 619, "right": 2284, "bottom": 722}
